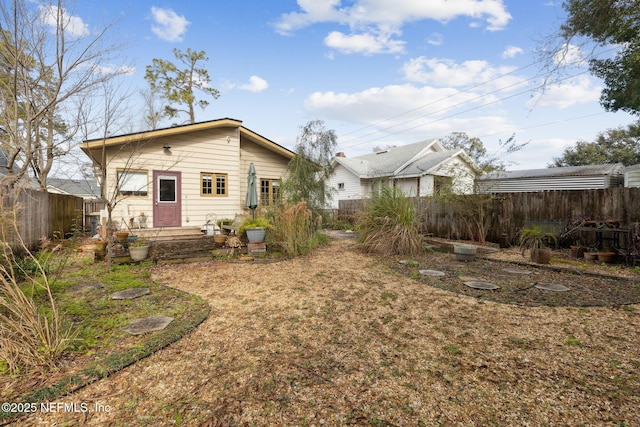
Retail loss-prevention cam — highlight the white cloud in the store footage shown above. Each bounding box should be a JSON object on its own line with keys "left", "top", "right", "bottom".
{"left": 401, "top": 57, "right": 522, "bottom": 90}
{"left": 150, "top": 7, "right": 190, "bottom": 42}
{"left": 94, "top": 64, "right": 136, "bottom": 75}
{"left": 502, "top": 45, "right": 523, "bottom": 59}
{"left": 275, "top": 0, "right": 511, "bottom": 34}
{"left": 274, "top": 0, "right": 511, "bottom": 56}
{"left": 553, "top": 43, "right": 586, "bottom": 67}
{"left": 324, "top": 31, "right": 405, "bottom": 55}
{"left": 304, "top": 84, "right": 482, "bottom": 125}
{"left": 427, "top": 33, "right": 444, "bottom": 46}
{"left": 526, "top": 76, "right": 601, "bottom": 109}
{"left": 39, "top": 5, "right": 89, "bottom": 37}
{"left": 238, "top": 76, "right": 269, "bottom": 93}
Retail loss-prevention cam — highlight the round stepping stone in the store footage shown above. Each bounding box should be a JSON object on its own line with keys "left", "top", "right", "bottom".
{"left": 123, "top": 316, "right": 174, "bottom": 335}
{"left": 463, "top": 281, "right": 500, "bottom": 290}
{"left": 112, "top": 287, "right": 150, "bottom": 300}
{"left": 419, "top": 269, "right": 445, "bottom": 276}
{"left": 534, "top": 283, "right": 571, "bottom": 292}
{"left": 503, "top": 268, "right": 532, "bottom": 275}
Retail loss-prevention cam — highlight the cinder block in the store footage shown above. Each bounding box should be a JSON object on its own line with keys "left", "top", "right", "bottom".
{"left": 247, "top": 242, "right": 266, "bottom": 255}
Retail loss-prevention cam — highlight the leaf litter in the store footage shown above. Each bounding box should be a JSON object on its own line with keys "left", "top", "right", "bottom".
{"left": 17, "top": 238, "right": 640, "bottom": 426}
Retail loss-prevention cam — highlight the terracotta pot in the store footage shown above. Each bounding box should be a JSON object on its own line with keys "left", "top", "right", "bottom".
{"left": 583, "top": 252, "right": 598, "bottom": 261}
{"left": 596, "top": 251, "right": 616, "bottom": 263}
{"left": 530, "top": 248, "right": 551, "bottom": 264}
{"left": 115, "top": 231, "right": 129, "bottom": 243}
{"left": 570, "top": 245, "right": 588, "bottom": 259}
{"left": 214, "top": 234, "right": 227, "bottom": 244}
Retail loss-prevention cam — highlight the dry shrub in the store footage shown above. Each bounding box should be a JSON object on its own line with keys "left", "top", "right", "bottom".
{"left": 0, "top": 192, "right": 76, "bottom": 374}
{"left": 268, "top": 201, "right": 320, "bottom": 257}
{"left": 357, "top": 186, "right": 423, "bottom": 256}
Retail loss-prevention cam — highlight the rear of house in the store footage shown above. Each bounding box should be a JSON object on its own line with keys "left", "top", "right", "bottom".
{"left": 81, "top": 118, "right": 294, "bottom": 230}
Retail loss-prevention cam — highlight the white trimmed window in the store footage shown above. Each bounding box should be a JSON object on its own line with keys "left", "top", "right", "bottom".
{"left": 117, "top": 170, "right": 148, "bottom": 197}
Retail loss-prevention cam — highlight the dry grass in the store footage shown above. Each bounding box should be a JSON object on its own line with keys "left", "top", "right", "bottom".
{"left": 17, "top": 237, "right": 640, "bottom": 426}
{"left": 0, "top": 204, "right": 76, "bottom": 374}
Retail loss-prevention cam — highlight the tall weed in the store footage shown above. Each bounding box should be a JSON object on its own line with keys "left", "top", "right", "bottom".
{"left": 0, "top": 193, "right": 76, "bottom": 373}
{"left": 357, "top": 186, "right": 423, "bottom": 256}
{"left": 268, "top": 201, "right": 324, "bottom": 256}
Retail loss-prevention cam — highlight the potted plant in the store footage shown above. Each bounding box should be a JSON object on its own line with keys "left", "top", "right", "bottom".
{"left": 115, "top": 230, "right": 129, "bottom": 243}
{"left": 239, "top": 217, "right": 271, "bottom": 243}
{"left": 519, "top": 226, "right": 557, "bottom": 264}
{"left": 128, "top": 237, "right": 151, "bottom": 261}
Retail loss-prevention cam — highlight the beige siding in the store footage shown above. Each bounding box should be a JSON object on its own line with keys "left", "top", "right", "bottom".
{"left": 240, "top": 137, "right": 290, "bottom": 210}
{"left": 102, "top": 126, "right": 290, "bottom": 228}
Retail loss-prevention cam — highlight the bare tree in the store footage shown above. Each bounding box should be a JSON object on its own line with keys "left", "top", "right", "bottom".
{"left": 0, "top": 0, "right": 127, "bottom": 189}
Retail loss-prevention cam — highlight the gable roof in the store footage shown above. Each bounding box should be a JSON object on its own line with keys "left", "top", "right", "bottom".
{"left": 47, "top": 177, "right": 100, "bottom": 198}
{"left": 81, "top": 118, "right": 295, "bottom": 167}
{"left": 335, "top": 139, "right": 479, "bottom": 178}
{"left": 479, "top": 163, "right": 625, "bottom": 181}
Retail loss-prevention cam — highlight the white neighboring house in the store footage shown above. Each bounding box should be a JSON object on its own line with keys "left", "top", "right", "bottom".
{"left": 325, "top": 139, "right": 480, "bottom": 209}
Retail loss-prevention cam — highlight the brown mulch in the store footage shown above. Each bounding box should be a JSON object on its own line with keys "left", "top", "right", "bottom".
{"left": 17, "top": 237, "right": 640, "bottom": 426}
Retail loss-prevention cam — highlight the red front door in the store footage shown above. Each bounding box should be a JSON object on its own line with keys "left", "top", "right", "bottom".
{"left": 153, "top": 171, "right": 181, "bottom": 227}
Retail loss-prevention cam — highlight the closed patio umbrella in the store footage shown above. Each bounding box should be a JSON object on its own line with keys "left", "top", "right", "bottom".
{"left": 245, "top": 163, "right": 258, "bottom": 219}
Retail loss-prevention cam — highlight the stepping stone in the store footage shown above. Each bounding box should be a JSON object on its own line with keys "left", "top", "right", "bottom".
{"left": 419, "top": 269, "right": 445, "bottom": 276}
{"left": 399, "top": 260, "right": 418, "bottom": 266}
{"left": 69, "top": 282, "right": 104, "bottom": 293}
{"left": 112, "top": 288, "right": 150, "bottom": 300}
{"left": 464, "top": 281, "right": 500, "bottom": 290}
{"left": 123, "top": 316, "right": 174, "bottom": 335}
{"left": 503, "top": 268, "right": 532, "bottom": 275}
{"left": 534, "top": 283, "right": 571, "bottom": 292}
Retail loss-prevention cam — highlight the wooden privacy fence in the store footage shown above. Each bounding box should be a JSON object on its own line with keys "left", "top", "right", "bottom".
{"left": 339, "top": 188, "right": 640, "bottom": 244}
{"left": 1, "top": 186, "right": 83, "bottom": 250}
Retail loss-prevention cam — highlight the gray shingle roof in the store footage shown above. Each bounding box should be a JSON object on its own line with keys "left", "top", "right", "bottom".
{"left": 336, "top": 139, "right": 463, "bottom": 178}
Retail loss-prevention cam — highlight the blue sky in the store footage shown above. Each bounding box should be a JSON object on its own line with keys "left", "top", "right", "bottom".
{"left": 70, "top": 0, "right": 636, "bottom": 170}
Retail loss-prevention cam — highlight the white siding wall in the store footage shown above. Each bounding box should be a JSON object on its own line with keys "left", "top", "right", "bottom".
{"left": 420, "top": 175, "right": 435, "bottom": 196}
{"left": 395, "top": 178, "right": 419, "bottom": 197}
{"left": 327, "top": 164, "right": 364, "bottom": 209}
{"left": 104, "top": 127, "right": 289, "bottom": 228}
{"left": 433, "top": 157, "right": 476, "bottom": 194}
{"left": 625, "top": 170, "right": 640, "bottom": 187}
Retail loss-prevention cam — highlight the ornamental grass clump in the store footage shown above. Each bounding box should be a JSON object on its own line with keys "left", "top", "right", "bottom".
{"left": 268, "top": 201, "right": 323, "bottom": 257}
{"left": 357, "top": 186, "right": 423, "bottom": 256}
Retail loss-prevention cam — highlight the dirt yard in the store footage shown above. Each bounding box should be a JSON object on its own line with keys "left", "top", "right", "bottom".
{"left": 18, "top": 236, "right": 640, "bottom": 426}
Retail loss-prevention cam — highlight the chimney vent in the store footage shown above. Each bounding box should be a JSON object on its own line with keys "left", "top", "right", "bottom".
{"left": 336, "top": 152, "right": 346, "bottom": 157}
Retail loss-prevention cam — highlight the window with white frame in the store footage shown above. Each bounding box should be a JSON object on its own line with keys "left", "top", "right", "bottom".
{"left": 117, "top": 169, "right": 148, "bottom": 197}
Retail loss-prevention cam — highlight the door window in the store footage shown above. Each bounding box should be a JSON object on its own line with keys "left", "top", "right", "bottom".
{"left": 158, "top": 176, "right": 177, "bottom": 202}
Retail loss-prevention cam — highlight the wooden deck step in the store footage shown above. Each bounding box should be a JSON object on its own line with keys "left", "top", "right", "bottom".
{"left": 131, "top": 226, "right": 205, "bottom": 242}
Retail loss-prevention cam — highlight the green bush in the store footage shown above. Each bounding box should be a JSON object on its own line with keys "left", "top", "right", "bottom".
{"left": 357, "top": 186, "right": 423, "bottom": 256}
